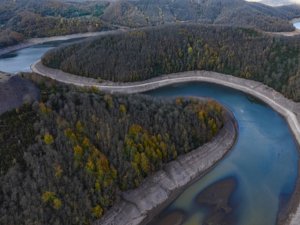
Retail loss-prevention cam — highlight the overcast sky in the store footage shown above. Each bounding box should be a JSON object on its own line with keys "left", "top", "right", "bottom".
{"left": 247, "top": 0, "right": 300, "bottom": 5}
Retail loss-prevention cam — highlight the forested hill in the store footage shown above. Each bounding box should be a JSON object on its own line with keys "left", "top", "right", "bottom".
{"left": 101, "top": 0, "right": 300, "bottom": 32}
{"left": 0, "top": 0, "right": 110, "bottom": 48}
{"left": 0, "top": 73, "right": 225, "bottom": 225}
{"left": 42, "top": 24, "right": 300, "bottom": 101}
{"left": 2, "top": 0, "right": 300, "bottom": 48}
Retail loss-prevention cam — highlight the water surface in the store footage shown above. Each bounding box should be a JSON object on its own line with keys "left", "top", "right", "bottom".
{"left": 0, "top": 38, "right": 83, "bottom": 74}
{"left": 294, "top": 21, "right": 300, "bottom": 30}
{"left": 146, "top": 83, "right": 299, "bottom": 225}
{"left": 0, "top": 39, "right": 299, "bottom": 225}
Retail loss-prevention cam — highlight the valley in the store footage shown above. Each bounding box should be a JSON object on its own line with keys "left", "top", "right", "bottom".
{"left": 1, "top": 1, "right": 300, "bottom": 225}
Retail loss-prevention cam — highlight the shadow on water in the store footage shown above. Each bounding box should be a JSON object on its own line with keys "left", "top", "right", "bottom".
{"left": 0, "top": 52, "right": 18, "bottom": 59}
{"left": 0, "top": 37, "right": 86, "bottom": 74}
{"left": 149, "top": 176, "right": 239, "bottom": 225}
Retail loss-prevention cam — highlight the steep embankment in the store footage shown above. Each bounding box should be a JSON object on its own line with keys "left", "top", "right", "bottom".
{"left": 41, "top": 24, "right": 300, "bottom": 101}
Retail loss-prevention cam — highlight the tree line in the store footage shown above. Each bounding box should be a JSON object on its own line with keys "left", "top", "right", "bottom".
{"left": 101, "top": 0, "right": 300, "bottom": 31}
{"left": 42, "top": 24, "right": 300, "bottom": 101}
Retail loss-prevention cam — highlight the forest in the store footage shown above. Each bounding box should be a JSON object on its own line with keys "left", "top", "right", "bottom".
{"left": 2, "top": 0, "right": 300, "bottom": 48}
{"left": 0, "top": 73, "right": 224, "bottom": 225}
{"left": 101, "top": 0, "right": 300, "bottom": 31}
{"left": 0, "top": 0, "right": 110, "bottom": 48}
{"left": 42, "top": 24, "right": 300, "bottom": 101}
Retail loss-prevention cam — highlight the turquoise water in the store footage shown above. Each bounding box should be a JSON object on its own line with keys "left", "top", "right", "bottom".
{"left": 146, "top": 83, "right": 299, "bottom": 225}
{"left": 0, "top": 42, "right": 299, "bottom": 225}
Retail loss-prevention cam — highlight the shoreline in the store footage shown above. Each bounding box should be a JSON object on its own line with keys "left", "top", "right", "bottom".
{"left": 0, "top": 29, "right": 127, "bottom": 57}
{"left": 31, "top": 61, "right": 300, "bottom": 225}
{"left": 94, "top": 109, "right": 238, "bottom": 225}
{"left": 0, "top": 73, "right": 39, "bottom": 115}
{"left": 1, "top": 23, "right": 300, "bottom": 58}
{"left": 268, "top": 29, "right": 300, "bottom": 36}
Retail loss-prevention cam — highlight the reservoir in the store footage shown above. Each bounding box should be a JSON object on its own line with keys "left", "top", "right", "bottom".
{"left": 146, "top": 83, "right": 299, "bottom": 225}
{"left": 0, "top": 40, "right": 299, "bottom": 225}
{"left": 294, "top": 21, "right": 300, "bottom": 29}
{"left": 0, "top": 39, "right": 83, "bottom": 74}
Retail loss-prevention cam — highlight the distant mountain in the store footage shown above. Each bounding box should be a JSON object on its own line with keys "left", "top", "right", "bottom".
{"left": 248, "top": 0, "right": 299, "bottom": 6}
{"left": 101, "top": 0, "right": 300, "bottom": 31}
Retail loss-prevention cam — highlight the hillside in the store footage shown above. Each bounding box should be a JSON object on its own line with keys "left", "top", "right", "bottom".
{"left": 0, "top": 0, "right": 110, "bottom": 48}
{"left": 42, "top": 24, "right": 300, "bottom": 101}
{"left": 2, "top": 0, "right": 300, "bottom": 49}
{"left": 101, "top": 0, "right": 300, "bottom": 31}
{"left": 0, "top": 73, "right": 225, "bottom": 225}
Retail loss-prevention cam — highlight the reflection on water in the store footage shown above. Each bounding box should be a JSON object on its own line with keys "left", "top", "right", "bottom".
{"left": 0, "top": 38, "right": 84, "bottom": 74}
{"left": 294, "top": 22, "right": 300, "bottom": 30}
{"left": 0, "top": 46, "right": 53, "bottom": 73}
{"left": 146, "top": 83, "right": 299, "bottom": 225}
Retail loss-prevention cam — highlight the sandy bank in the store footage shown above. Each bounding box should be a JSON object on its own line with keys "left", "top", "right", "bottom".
{"left": 32, "top": 61, "right": 300, "bottom": 225}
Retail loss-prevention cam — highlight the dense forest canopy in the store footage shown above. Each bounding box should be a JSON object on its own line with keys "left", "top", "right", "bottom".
{"left": 101, "top": 0, "right": 300, "bottom": 31}
{"left": 1, "top": 0, "right": 300, "bottom": 48}
{"left": 0, "top": 0, "right": 110, "bottom": 48}
{"left": 0, "top": 73, "right": 225, "bottom": 225}
{"left": 42, "top": 24, "right": 300, "bottom": 101}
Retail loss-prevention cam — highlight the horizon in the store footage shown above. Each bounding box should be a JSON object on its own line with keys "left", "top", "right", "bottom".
{"left": 246, "top": 0, "right": 300, "bottom": 6}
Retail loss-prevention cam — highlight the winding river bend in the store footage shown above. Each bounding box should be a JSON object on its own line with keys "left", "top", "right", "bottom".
{"left": 0, "top": 33, "right": 299, "bottom": 225}
{"left": 146, "top": 83, "right": 298, "bottom": 225}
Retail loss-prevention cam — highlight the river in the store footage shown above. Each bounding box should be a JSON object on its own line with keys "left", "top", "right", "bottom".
{"left": 294, "top": 21, "right": 300, "bottom": 30}
{"left": 0, "top": 38, "right": 83, "bottom": 74}
{"left": 0, "top": 33, "right": 299, "bottom": 225}
{"left": 146, "top": 83, "right": 298, "bottom": 225}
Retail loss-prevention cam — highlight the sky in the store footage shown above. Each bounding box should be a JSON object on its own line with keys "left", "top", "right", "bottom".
{"left": 246, "top": 0, "right": 300, "bottom": 5}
